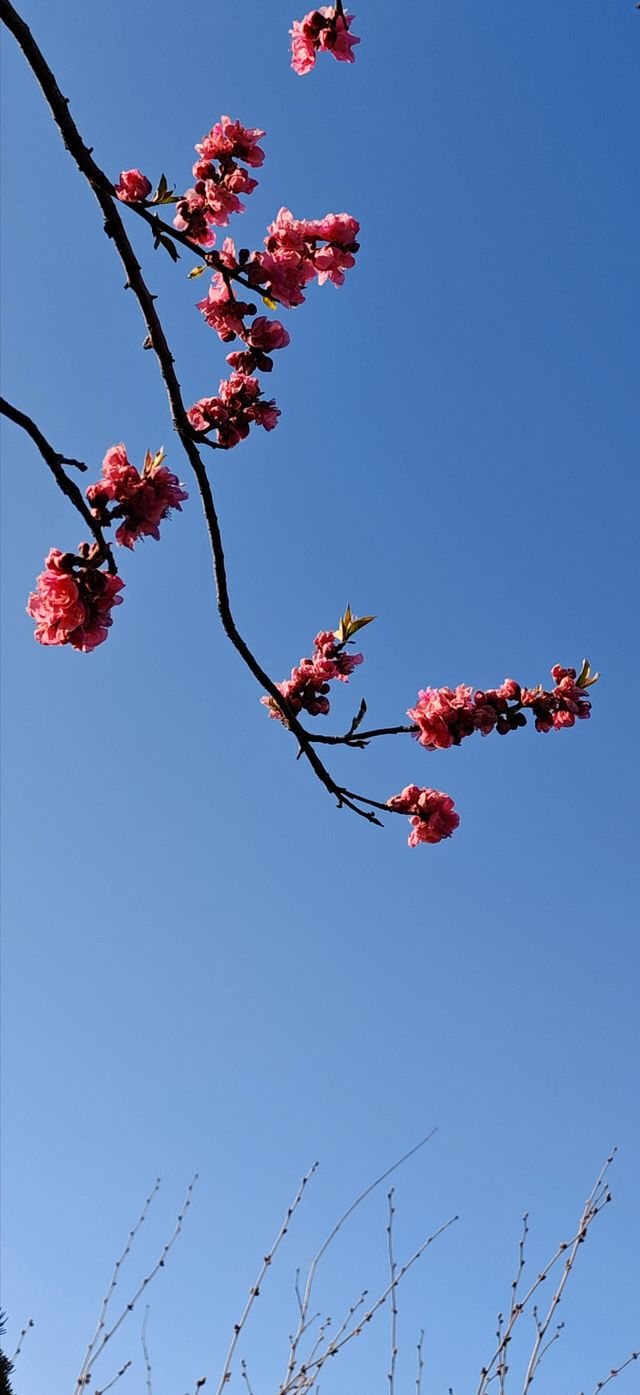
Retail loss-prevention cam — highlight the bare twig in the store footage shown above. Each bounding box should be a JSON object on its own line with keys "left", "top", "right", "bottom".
{"left": 74, "top": 1177, "right": 161, "bottom": 1394}
{"left": 284, "top": 1129, "right": 437, "bottom": 1389}
{"left": 476, "top": 1153, "right": 617, "bottom": 1395}
{"left": 586, "top": 1351, "right": 639, "bottom": 1394}
{"left": 214, "top": 1162, "right": 319, "bottom": 1395}
{"left": 95, "top": 1360, "right": 132, "bottom": 1395}
{"left": 416, "top": 1330, "right": 425, "bottom": 1395}
{"left": 0, "top": 396, "right": 116, "bottom": 571}
{"left": 11, "top": 1316, "right": 34, "bottom": 1362}
{"left": 387, "top": 1189, "right": 398, "bottom": 1395}
{"left": 142, "top": 1307, "right": 153, "bottom": 1395}
{"left": 521, "top": 1154, "right": 615, "bottom": 1393}
{"left": 281, "top": 1214, "right": 458, "bottom": 1395}
{"left": 74, "top": 1175, "right": 197, "bottom": 1395}
{"left": 241, "top": 1359, "right": 255, "bottom": 1395}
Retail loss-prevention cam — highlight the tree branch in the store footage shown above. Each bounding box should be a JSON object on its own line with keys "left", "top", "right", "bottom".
{"left": 0, "top": 0, "right": 388, "bottom": 827}
{"left": 0, "top": 396, "right": 116, "bottom": 571}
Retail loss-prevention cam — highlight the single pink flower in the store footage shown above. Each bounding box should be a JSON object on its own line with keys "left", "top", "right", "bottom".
{"left": 115, "top": 169, "right": 152, "bottom": 203}
{"left": 27, "top": 550, "right": 124, "bottom": 651}
{"left": 387, "top": 785, "right": 460, "bottom": 847}
{"left": 173, "top": 189, "right": 217, "bottom": 248}
{"left": 197, "top": 275, "right": 254, "bottom": 341}
{"left": 195, "top": 117, "right": 266, "bottom": 168}
{"left": 290, "top": 7, "right": 360, "bottom": 75}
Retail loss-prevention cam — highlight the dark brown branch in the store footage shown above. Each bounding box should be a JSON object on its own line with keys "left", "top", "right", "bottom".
{"left": 0, "top": 395, "right": 116, "bottom": 572}
{"left": 305, "top": 723, "right": 417, "bottom": 746}
{"left": 0, "top": 0, "right": 385, "bottom": 827}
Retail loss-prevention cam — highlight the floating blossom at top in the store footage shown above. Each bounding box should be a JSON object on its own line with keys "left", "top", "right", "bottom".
{"left": 408, "top": 664, "right": 598, "bottom": 751}
{"left": 27, "top": 548, "right": 124, "bottom": 652}
{"left": 115, "top": 169, "right": 152, "bottom": 203}
{"left": 387, "top": 786, "right": 460, "bottom": 847}
{"left": 261, "top": 606, "right": 372, "bottom": 723}
{"left": 173, "top": 117, "right": 266, "bottom": 245}
{"left": 87, "top": 444, "right": 188, "bottom": 549}
{"left": 290, "top": 6, "right": 360, "bottom": 74}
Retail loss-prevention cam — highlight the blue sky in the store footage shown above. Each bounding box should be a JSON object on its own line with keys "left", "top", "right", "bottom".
{"left": 1, "top": 0, "right": 639, "bottom": 1390}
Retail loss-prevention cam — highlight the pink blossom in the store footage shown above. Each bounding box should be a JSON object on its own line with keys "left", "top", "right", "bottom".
{"left": 87, "top": 444, "right": 188, "bottom": 549}
{"left": 261, "top": 620, "right": 364, "bottom": 721}
{"left": 195, "top": 117, "right": 266, "bottom": 168}
{"left": 197, "top": 275, "right": 254, "bottom": 341}
{"left": 409, "top": 666, "right": 594, "bottom": 748}
{"left": 27, "top": 548, "right": 124, "bottom": 652}
{"left": 408, "top": 685, "right": 476, "bottom": 750}
{"left": 115, "top": 169, "right": 152, "bottom": 203}
{"left": 387, "top": 785, "right": 460, "bottom": 847}
{"left": 313, "top": 241, "right": 357, "bottom": 286}
{"left": 226, "top": 316, "right": 290, "bottom": 374}
{"left": 188, "top": 374, "right": 280, "bottom": 448}
{"left": 253, "top": 207, "right": 360, "bottom": 305}
{"left": 173, "top": 189, "right": 217, "bottom": 248}
{"left": 290, "top": 7, "right": 360, "bottom": 75}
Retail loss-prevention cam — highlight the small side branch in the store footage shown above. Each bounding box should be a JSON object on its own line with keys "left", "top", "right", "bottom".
{"left": 0, "top": 396, "right": 116, "bottom": 571}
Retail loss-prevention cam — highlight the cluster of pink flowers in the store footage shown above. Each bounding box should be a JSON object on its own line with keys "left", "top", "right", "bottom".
{"left": 173, "top": 117, "right": 265, "bottom": 248}
{"left": 188, "top": 373, "right": 280, "bottom": 448}
{"left": 248, "top": 208, "right": 361, "bottom": 305}
{"left": 387, "top": 786, "right": 460, "bottom": 847}
{"left": 28, "top": 446, "right": 187, "bottom": 652}
{"left": 86, "top": 444, "right": 188, "bottom": 549}
{"left": 115, "top": 168, "right": 153, "bottom": 204}
{"left": 189, "top": 208, "right": 359, "bottom": 445}
{"left": 290, "top": 6, "right": 360, "bottom": 74}
{"left": 27, "top": 547, "right": 124, "bottom": 652}
{"left": 261, "top": 626, "right": 364, "bottom": 722}
{"left": 408, "top": 666, "right": 593, "bottom": 751}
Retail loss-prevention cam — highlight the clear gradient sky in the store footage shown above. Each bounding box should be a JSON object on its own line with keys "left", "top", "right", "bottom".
{"left": 1, "top": 1, "right": 639, "bottom": 1391}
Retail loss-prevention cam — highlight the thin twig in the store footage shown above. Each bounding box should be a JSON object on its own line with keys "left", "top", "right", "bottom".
{"left": 95, "top": 1360, "right": 132, "bottom": 1395}
{"left": 587, "top": 1351, "right": 639, "bottom": 1394}
{"left": 305, "top": 724, "right": 417, "bottom": 746}
{"left": 281, "top": 1215, "right": 458, "bottom": 1395}
{"left": 214, "top": 1162, "right": 319, "bottom": 1395}
{"left": 283, "top": 1130, "right": 437, "bottom": 1389}
{"left": 387, "top": 1189, "right": 398, "bottom": 1395}
{"left": 475, "top": 1153, "right": 617, "bottom": 1395}
{"left": 416, "top": 1330, "right": 425, "bottom": 1395}
{"left": 74, "top": 1176, "right": 197, "bottom": 1395}
{"left": 241, "top": 1360, "right": 255, "bottom": 1395}
{"left": 142, "top": 1307, "right": 153, "bottom": 1395}
{"left": 0, "top": 396, "right": 116, "bottom": 571}
{"left": 11, "top": 1316, "right": 34, "bottom": 1362}
{"left": 521, "top": 1154, "right": 616, "bottom": 1393}
{"left": 74, "top": 1177, "right": 161, "bottom": 1393}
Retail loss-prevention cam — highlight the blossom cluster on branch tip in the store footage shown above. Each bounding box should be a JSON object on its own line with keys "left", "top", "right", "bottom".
{"left": 27, "top": 446, "right": 187, "bottom": 651}
{"left": 261, "top": 607, "right": 373, "bottom": 722}
{"left": 409, "top": 664, "right": 598, "bottom": 751}
{"left": 87, "top": 444, "right": 188, "bottom": 549}
{"left": 290, "top": 6, "right": 360, "bottom": 74}
{"left": 27, "top": 547, "right": 124, "bottom": 652}
{"left": 387, "top": 787, "right": 460, "bottom": 847}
